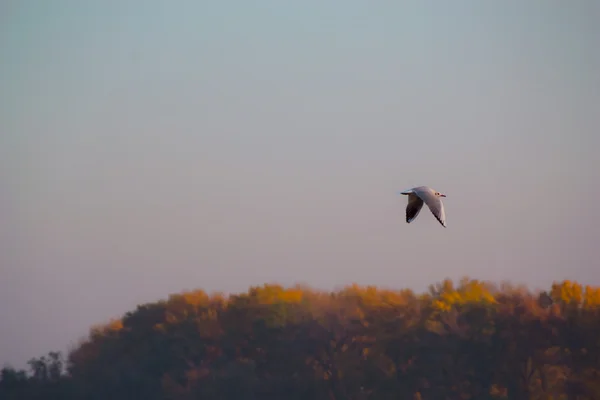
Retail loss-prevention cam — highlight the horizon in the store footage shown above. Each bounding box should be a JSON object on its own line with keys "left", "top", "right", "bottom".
{"left": 1, "top": 1, "right": 599, "bottom": 369}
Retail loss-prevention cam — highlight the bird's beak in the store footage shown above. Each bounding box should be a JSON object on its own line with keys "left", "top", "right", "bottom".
{"left": 440, "top": 194, "right": 447, "bottom": 197}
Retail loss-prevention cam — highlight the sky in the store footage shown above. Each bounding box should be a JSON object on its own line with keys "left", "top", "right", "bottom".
{"left": 1, "top": 0, "right": 599, "bottom": 369}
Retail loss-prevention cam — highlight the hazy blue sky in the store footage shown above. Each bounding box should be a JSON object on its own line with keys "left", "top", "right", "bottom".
{"left": 1, "top": 1, "right": 599, "bottom": 369}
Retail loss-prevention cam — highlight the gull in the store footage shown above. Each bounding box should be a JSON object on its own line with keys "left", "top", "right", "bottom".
{"left": 399, "top": 186, "right": 447, "bottom": 227}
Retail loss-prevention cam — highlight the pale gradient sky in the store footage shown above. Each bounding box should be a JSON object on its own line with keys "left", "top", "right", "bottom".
{"left": 1, "top": 1, "right": 599, "bottom": 369}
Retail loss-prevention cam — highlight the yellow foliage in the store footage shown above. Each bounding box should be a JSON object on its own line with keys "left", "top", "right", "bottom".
{"left": 551, "top": 280, "right": 583, "bottom": 306}
{"left": 583, "top": 285, "right": 600, "bottom": 308}
{"left": 182, "top": 291, "right": 209, "bottom": 306}
{"left": 432, "top": 300, "right": 452, "bottom": 312}
{"left": 432, "top": 279, "right": 496, "bottom": 311}
{"left": 168, "top": 290, "right": 209, "bottom": 307}
{"left": 247, "top": 284, "right": 304, "bottom": 304}
{"left": 340, "top": 284, "right": 415, "bottom": 308}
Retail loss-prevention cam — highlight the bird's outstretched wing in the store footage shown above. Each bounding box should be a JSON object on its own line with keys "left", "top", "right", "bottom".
{"left": 405, "top": 193, "right": 424, "bottom": 223}
{"left": 419, "top": 191, "right": 446, "bottom": 227}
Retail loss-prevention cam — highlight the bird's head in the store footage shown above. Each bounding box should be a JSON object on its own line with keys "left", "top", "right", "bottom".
{"left": 434, "top": 191, "right": 446, "bottom": 198}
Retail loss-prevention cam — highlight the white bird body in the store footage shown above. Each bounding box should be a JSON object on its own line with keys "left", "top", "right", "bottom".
{"left": 399, "top": 186, "right": 447, "bottom": 227}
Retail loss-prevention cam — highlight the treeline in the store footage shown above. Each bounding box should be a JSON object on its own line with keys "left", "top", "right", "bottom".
{"left": 2, "top": 279, "right": 600, "bottom": 399}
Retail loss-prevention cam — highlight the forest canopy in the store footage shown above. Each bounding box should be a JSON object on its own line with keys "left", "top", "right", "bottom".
{"left": 2, "top": 278, "right": 600, "bottom": 399}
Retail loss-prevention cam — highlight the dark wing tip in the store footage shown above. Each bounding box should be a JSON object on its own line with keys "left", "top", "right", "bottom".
{"left": 429, "top": 210, "right": 446, "bottom": 227}
{"left": 436, "top": 216, "right": 446, "bottom": 228}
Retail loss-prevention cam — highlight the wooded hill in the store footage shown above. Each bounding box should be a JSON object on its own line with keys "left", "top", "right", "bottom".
{"left": 2, "top": 279, "right": 600, "bottom": 399}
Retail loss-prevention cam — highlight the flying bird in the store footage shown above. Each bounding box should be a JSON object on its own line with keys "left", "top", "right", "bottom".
{"left": 399, "top": 186, "right": 447, "bottom": 227}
